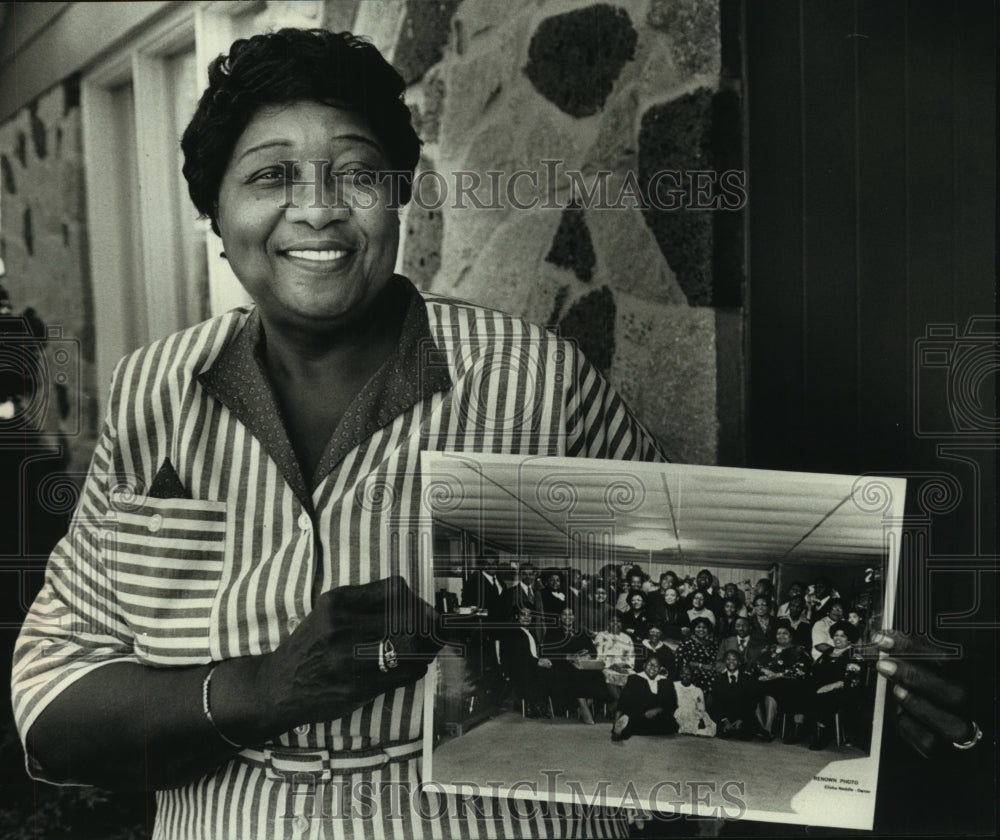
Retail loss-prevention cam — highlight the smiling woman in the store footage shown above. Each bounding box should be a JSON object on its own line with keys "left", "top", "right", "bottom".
{"left": 11, "top": 27, "right": 664, "bottom": 840}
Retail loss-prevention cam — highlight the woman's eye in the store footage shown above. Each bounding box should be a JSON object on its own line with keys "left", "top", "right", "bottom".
{"left": 249, "top": 167, "right": 286, "bottom": 184}
{"left": 333, "top": 166, "right": 378, "bottom": 184}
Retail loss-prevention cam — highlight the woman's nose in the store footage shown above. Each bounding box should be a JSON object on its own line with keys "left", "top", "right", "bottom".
{"left": 283, "top": 166, "right": 351, "bottom": 227}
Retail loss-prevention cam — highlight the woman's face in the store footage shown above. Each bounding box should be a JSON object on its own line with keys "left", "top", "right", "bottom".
{"left": 594, "top": 587, "right": 607, "bottom": 602}
{"left": 693, "top": 621, "right": 710, "bottom": 640}
{"left": 217, "top": 101, "right": 399, "bottom": 334}
{"left": 832, "top": 629, "right": 850, "bottom": 649}
{"left": 775, "top": 627, "right": 791, "bottom": 646}
{"left": 630, "top": 594, "right": 644, "bottom": 611}
{"left": 644, "top": 658, "right": 661, "bottom": 679}
{"left": 664, "top": 588, "right": 678, "bottom": 605}
{"left": 692, "top": 592, "right": 705, "bottom": 609}
{"left": 723, "top": 600, "right": 736, "bottom": 616}
{"left": 610, "top": 617, "right": 622, "bottom": 634}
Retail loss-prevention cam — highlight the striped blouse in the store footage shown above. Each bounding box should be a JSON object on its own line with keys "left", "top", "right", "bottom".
{"left": 12, "top": 278, "right": 662, "bottom": 839}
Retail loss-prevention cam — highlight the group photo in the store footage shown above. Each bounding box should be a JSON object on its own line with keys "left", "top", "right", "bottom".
{"left": 423, "top": 454, "right": 904, "bottom": 828}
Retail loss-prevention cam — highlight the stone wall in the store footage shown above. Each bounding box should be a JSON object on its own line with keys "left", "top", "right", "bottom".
{"left": 0, "top": 0, "right": 744, "bottom": 469}
{"left": 346, "top": 0, "right": 745, "bottom": 464}
{"left": 0, "top": 75, "right": 96, "bottom": 472}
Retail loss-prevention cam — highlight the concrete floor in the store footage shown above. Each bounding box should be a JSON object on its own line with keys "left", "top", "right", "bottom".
{"left": 429, "top": 712, "right": 880, "bottom": 829}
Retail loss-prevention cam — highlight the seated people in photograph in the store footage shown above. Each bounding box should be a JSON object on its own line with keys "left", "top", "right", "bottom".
{"left": 614, "top": 568, "right": 648, "bottom": 611}
{"left": 811, "top": 597, "right": 847, "bottom": 659}
{"left": 716, "top": 597, "right": 742, "bottom": 639}
{"left": 674, "top": 666, "right": 716, "bottom": 737}
{"left": 461, "top": 565, "right": 506, "bottom": 616}
{"left": 755, "top": 624, "right": 812, "bottom": 744}
{"left": 721, "top": 581, "right": 747, "bottom": 614}
{"left": 500, "top": 607, "right": 554, "bottom": 719}
{"left": 636, "top": 624, "right": 677, "bottom": 676}
{"left": 781, "top": 595, "right": 813, "bottom": 648}
{"left": 645, "top": 571, "right": 676, "bottom": 624}
{"left": 9, "top": 28, "right": 672, "bottom": 840}
{"left": 579, "top": 583, "right": 614, "bottom": 637}
{"left": 847, "top": 606, "right": 869, "bottom": 644}
{"left": 619, "top": 591, "right": 651, "bottom": 643}
{"left": 541, "top": 608, "right": 606, "bottom": 724}
{"left": 777, "top": 580, "right": 810, "bottom": 621}
{"left": 748, "top": 595, "right": 779, "bottom": 645}
{"left": 808, "top": 576, "right": 840, "bottom": 621}
{"left": 676, "top": 617, "right": 719, "bottom": 698}
{"left": 810, "top": 621, "right": 866, "bottom": 750}
{"left": 716, "top": 616, "right": 764, "bottom": 671}
{"left": 595, "top": 615, "right": 635, "bottom": 712}
{"left": 540, "top": 570, "right": 569, "bottom": 617}
{"left": 684, "top": 568, "right": 724, "bottom": 618}
{"left": 611, "top": 657, "right": 679, "bottom": 742}
{"left": 686, "top": 590, "right": 717, "bottom": 627}
{"left": 657, "top": 586, "right": 690, "bottom": 649}
{"left": 712, "top": 651, "right": 758, "bottom": 740}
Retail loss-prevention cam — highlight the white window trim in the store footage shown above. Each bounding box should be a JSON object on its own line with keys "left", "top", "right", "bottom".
{"left": 82, "top": 2, "right": 255, "bottom": 419}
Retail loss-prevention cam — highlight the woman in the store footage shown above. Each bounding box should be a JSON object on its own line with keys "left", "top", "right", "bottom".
{"left": 611, "top": 656, "right": 679, "bottom": 741}
{"left": 595, "top": 615, "right": 635, "bottom": 711}
{"left": 580, "top": 584, "right": 614, "bottom": 637}
{"left": 810, "top": 621, "right": 865, "bottom": 750}
{"left": 11, "top": 29, "right": 663, "bottom": 840}
{"left": 716, "top": 597, "right": 741, "bottom": 638}
{"left": 686, "top": 590, "right": 717, "bottom": 627}
{"left": 620, "top": 591, "right": 651, "bottom": 643}
{"left": 541, "top": 608, "right": 606, "bottom": 724}
{"left": 755, "top": 624, "right": 812, "bottom": 743}
{"left": 676, "top": 617, "right": 719, "bottom": 696}
{"left": 659, "top": 586, "right": 690, "bottom": 648}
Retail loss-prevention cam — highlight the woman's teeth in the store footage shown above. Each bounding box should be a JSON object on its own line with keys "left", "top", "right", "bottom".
{"left": 286, "top": 249, "right": 348, "bottom": 261}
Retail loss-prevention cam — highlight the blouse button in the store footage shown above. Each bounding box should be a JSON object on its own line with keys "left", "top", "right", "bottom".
{"left": 148, "top": 514, "right": 164, "bottom": 533}
{"left": 297, "top": 512, "right": 311, "bottom": 531}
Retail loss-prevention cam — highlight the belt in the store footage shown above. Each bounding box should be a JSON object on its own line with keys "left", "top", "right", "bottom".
{"left": 238, "top": 737, "right": 423, "bottom": 782}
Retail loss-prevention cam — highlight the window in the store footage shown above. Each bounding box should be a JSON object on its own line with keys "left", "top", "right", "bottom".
{"left": 82, "top": 3, "right": 260, "bottom": 416}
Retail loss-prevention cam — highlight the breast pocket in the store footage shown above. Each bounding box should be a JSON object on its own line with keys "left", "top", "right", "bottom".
{"left": 109, "top": 496, "right": 228, "bottom": 665}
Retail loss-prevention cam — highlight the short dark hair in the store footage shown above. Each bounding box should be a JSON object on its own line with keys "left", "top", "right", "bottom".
{"left": 182, "top": 29, "right": 421, "bottom": 235}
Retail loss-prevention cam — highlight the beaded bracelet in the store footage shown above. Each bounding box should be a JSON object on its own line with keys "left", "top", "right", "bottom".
{"left": 202, "top": 664, "right": 244, "bottom": 750}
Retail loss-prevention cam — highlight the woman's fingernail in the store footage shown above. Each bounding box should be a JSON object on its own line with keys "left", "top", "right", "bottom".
{"left": 893, "top": 684, "right": 908, "bottom": 700}
{"left": 877, "top": 660, "right": 897, "bottom": 676}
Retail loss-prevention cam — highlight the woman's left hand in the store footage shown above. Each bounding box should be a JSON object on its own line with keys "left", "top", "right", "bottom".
{"left": 874, "top": 630, "right": 980, "bottom": 758}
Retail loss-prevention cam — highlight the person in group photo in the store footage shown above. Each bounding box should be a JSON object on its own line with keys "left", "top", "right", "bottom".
{"left": 611, "top": 656, "right": 679, "bottom": 742}
{"left": 712, "top": 651, "right": 758, "bottom": 740}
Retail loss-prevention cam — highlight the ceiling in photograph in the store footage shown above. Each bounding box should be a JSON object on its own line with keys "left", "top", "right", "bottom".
{"left": 423, "top": 453, "right": 905, "bottom": 567}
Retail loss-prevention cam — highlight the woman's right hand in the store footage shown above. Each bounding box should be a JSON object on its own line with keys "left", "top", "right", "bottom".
{"left": 249, "top": 576, "right": 440, "bottom": 735}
